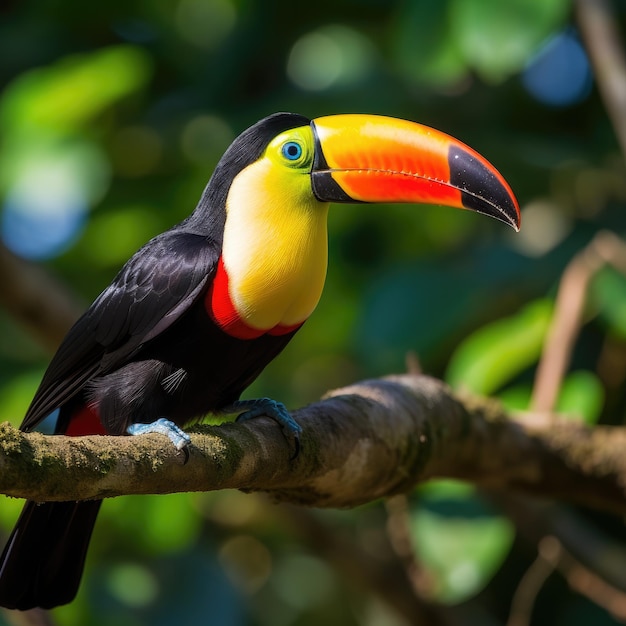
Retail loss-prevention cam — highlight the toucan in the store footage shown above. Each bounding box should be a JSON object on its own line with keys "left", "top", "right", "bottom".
{"left": 0, "top": 112, "right": 520, "bottom": 610}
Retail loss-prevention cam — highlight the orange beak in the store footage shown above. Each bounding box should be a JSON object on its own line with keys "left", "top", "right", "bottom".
{"left": 310, "top": 114, "right": 520, "bottom": 231}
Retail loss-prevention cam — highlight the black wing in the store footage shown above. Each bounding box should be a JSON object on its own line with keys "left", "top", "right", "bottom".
{"left": 21, "top": 231, "right": 220, "bottom": 432}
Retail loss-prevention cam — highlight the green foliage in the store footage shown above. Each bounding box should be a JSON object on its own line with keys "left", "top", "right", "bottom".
{"left": 498, "top": 369, "right": 605, "bottom": 423}
{"left": 555, "top": 370, "right": 604, "bottom": 423}
{"left": 593, "top": 265, "right": 626, "bottom": 338}
{"left": 392, "top": 0, "right": 570, "bottom": 85}
{"left": 0, "top": 45, "right": 151, "bottom": 133}
{"left": 412, "top": 481, "right": 514, "bottom": 603}
{"left": 0, "top": 369, "right": 45, "bottom": 426}
{"left": 0, "top": 0, "right": 624, "bottom": 623}
{"left": 446, "top": 299, "right": 552, "bottom": 395}
{"left": 450, "top": 0, "right": 570, "bottom": 82}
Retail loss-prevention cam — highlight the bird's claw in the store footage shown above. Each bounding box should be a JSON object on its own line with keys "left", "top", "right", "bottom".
{"left": 127, "top": 418, "right": 191, "bottom": 451}
{"left": 233, "top": 398, "right": 302, "bottom": 459}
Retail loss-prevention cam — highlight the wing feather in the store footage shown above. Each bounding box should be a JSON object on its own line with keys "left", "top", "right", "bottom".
{"left": 21, "top": 232, "right": 219, "bottom": 431}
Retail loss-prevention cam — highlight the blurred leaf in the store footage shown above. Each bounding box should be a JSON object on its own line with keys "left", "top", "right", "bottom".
{"left": 0, "top": 45, "right": 150, "bottom": 259}
{"left": 592, "top": 266, "right": 626, "bottom": 339}
{"left": 387, "top": 0, "right": 571, "bottom": 86}
{"left": 497, "top": 383, "right": 533, "bottom": 411}
{"left": 418, "top": 478, "right": 475, "bottom": 499}
{"left": 107, "top": 562, "right": 159, "bottom": 608}
{"left": 449, "top": 0, "right": 570, "bottom": 81}
{"left": 0, "top": 496, "right": 27, "bottom": 535}
{"left": 0, "top": 368, "right": 45, "bottom": 426}
{"left": 390, "top": 1, "right": 467, "bottom": 87}
{"left": 0, "top": 45, "right": 152, "bottom": 133}
{"left": 0, "top": 2, "right": 622, "bottom": 624}
{"left": 77, "top": 205, "right": 163, "bottom": 268}
{"left": 446, "top": 299, "right": 553, "bottom": 394}
{"left": 0, "top": 310, "right": 47, "bottom": 362}
{"left": 498, "top": 371, "right": 603, "bottom": 424}
{"left": 103, "top": 493, "right": 201, "bottom": 555}
{"left": 556, "top": 370, "right": 604, "bottom": 424}
{"left": 411, "top": 486, "right": 514, "bottom": 604}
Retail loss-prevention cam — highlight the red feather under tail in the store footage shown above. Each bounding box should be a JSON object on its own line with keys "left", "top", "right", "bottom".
{"left": 64, "top": 403, "right": 106, "bottom": 436}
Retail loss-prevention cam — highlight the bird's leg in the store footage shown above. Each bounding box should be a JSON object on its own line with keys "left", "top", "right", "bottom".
{"left": 227, "top": 398, "right": 302, "bottom": 458}
{"left": 127, "top": 418, "right": 191, "bottom": 451}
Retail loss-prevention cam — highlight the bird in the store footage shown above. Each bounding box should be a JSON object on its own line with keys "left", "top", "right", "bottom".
{"left": 0, "top": 112, "right": 520, "bottom": 610}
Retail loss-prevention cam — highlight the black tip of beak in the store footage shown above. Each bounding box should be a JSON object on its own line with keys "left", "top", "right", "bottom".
{"left": 449, "top": 145, "right": 520, "bottom": 230}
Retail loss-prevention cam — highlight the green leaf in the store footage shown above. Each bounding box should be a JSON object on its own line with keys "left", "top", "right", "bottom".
{"left": 0, "top": 369, "right": 46, "bottom": 426}
{"left": 418, "top": 479, "right": 475, "bottom": 499}
{"left": 103, "top": 493, "right": 201, "bottom": 555}
{"left": 0, "top": 45, "right": 152, "bottom": 133}
{"left": 390, "top": 1, "right": 468, "bottom": 86}
{"left": 497, "top": 383, "right": 533, "bottom": 411}
{"left": 0, "top": 496, "right": 27, "bottom": 534}
{"left": 446, "top": 299, "right": 553, "bottom": 395}
{"left": 556, "top": 370, "right": 604, "bottom": 425}
{"left": 77, "top": 205, "right": 163, "bottom": 268}
{"left": 592, "top": 267, "right": 626, "bottom": 339}
{"left": 411, "top": 486, "right": 514, "bottom": 604}
{"left": 449, "top": 0, "right": 569, "bottom": 82}
{"left": 497, "top": 370, "right": 603, "bottom": 424}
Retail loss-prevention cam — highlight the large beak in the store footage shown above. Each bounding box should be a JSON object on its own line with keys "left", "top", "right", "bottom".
{"left": 310, "top": 114, "right": 520, "bottom": 231}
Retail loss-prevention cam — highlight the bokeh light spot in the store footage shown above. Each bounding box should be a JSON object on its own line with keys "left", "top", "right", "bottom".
{"left": 512, "top": 200, "right": 572, "bottom": 257}
{"left": 175, "top": 0, "right": 237, "bottom": 49}
{"left": 272, "top": 554, "right": 336, "bottom": 609}
{"left": 180, "top": 114, "right": 234, "bottom": 165}
{"left": 287, "top": 25, "right": 375, "bottom": 91}
{"left": 218, "top": 534, "right": 272, "bottom": 594}
{"left": 1, "top": 143, "right": 109, "bottom": 260}
{"left": 107, "top": 562, "right": 159, "bottom": 607}
{"left": 522, "top": 30, "right": 592, "bottom": 107}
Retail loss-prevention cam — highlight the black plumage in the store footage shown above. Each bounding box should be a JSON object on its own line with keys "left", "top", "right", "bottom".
{"left": 0, "top": 110, "right": 520, "bottom": 611}
{"left": 0, "top": 113, "right": 309, "bottom": 611}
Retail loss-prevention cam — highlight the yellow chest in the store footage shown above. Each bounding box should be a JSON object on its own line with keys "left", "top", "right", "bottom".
{"left": 221, "top": 161, "right": 329, "bottom": 331}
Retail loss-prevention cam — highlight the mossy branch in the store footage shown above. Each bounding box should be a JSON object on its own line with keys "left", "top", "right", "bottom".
{"left": 0, "top": 374, "right": 624, "bottom": 514}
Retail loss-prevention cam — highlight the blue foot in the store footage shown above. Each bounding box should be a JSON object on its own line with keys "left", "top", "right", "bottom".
{"left": 127, "top": 418, "right": 191, "bottom": 451}
{"left": 231, "top": 398, "right": 302, "bottom": 458}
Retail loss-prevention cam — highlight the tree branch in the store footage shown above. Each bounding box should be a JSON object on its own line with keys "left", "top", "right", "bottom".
{"left": 576, "top": 0, "right": 626, "bottom": 160}
{"left": 531, "top": 231, "right": 626, "bottom": 412}
{"left": 1, "top": 375, "right": 624, "bottom": 515}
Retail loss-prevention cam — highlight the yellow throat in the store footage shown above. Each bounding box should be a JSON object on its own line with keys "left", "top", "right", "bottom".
{"left": 221, "top": 128, "right": 330, "bottom": 332}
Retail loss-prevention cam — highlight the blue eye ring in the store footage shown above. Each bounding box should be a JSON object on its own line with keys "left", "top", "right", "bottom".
{"left": 282, "top": 141, "right": 303, "bottom": 161}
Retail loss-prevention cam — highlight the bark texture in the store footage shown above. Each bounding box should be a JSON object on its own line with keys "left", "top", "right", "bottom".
{"left": 0, "top": 375, "right": 623, "bottom": 515}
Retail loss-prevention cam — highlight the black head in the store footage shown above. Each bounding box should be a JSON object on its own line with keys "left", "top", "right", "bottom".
{"left": 185, "top": 113, "right": 311, "bottom": 238}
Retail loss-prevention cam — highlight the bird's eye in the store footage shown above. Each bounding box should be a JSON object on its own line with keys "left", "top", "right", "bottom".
{"left": 282, "top": 141, "right": 303, "bottom": 161}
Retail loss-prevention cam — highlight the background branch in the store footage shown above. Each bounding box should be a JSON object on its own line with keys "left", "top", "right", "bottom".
{"left": 576, "top": 0, "right": 626, "bottom": 160}
{"left": 0, "top": 242, "right": 82, "bottom": 352}
{"left": 531, "top": 231, "right": 626, "bottom": 412}
{"left": 0, "top": 374, "right": 623, "bottom": 515}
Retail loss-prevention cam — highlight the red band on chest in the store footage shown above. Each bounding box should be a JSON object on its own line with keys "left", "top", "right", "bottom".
{"left": 206, "top": 258, "right": 302, "bottom": 340}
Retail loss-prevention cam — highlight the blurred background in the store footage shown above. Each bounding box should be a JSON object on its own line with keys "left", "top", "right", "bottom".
{"left": 1, "top": 0, "right": 625, "bottom": 624}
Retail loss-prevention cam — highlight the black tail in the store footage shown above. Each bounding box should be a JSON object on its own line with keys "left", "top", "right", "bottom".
{"left": 0, "top": 500, "right": 102, "bottom": 610}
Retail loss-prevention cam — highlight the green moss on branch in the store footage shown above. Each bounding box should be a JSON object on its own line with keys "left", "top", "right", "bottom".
{"left": 0, "top": 375, "right": 623, "bottom": 515}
